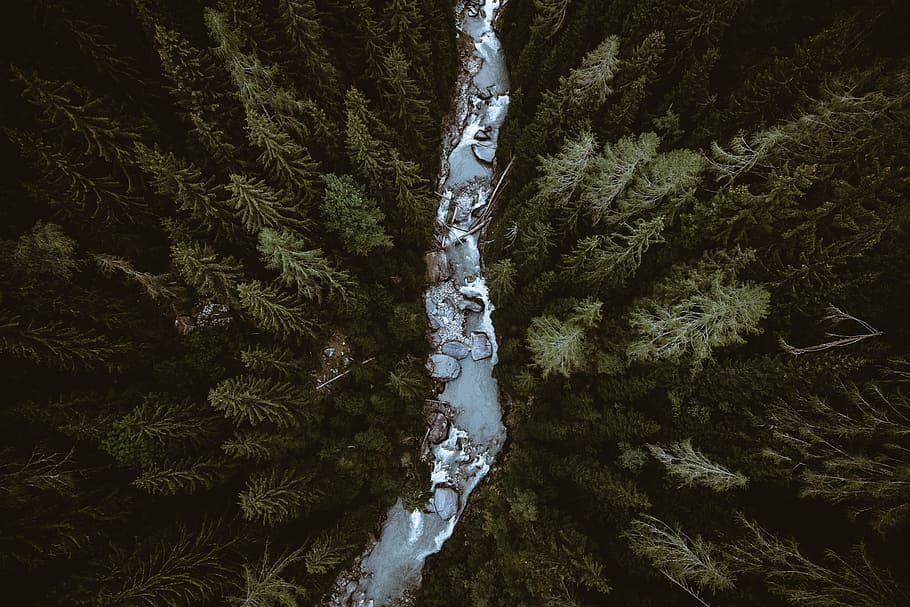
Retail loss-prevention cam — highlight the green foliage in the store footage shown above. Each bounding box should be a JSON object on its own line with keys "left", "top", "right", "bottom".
{"left": 240, "top": 466, "right": 315, "bottom": 525}
{"left": 320, "top": 174, "right": 392, "bottom": 255}
{"left": 209, "top": 375, "right": 312, "bottom": 428}
{"left": 258, "top": 228, "right": 353, "bottom": 302}
{"left": 237, "top": 281, "right": 316, "bottom": 340}
{"left": 96, "top": 521, "right": 238, "bottom": 607}
{"left": 228, "top": 543, "right": 307, "bottom": 607}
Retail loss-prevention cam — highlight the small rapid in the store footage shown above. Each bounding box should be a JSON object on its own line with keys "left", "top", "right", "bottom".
{"left": 327, "top": 1, "right": 510, "bottom": 606}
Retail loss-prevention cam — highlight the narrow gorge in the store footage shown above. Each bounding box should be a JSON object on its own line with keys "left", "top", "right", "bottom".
{"left": 330, "top": 1, "right": 510, "bottom": 605}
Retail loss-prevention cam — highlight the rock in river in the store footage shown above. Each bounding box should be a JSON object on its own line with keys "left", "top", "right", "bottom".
{"left": 428, "top": 354, "right": 461, "bottom": 381}
{"left": 459, "top": 299, "right": 483, "bottom": 313}
{"left": 471, "top": 331, "right": 493, "bottom": 361}
{"left": 427, "top": 412, "right": 450, "bottom": 444}
{"left": 441, "top": 341, "right": 470, "bottom": 360}
{"left": 432, "top": 487, "right": 459, "bottom": 520}
{"left": 472, "top": 143, "right": 495, "bottom": 164}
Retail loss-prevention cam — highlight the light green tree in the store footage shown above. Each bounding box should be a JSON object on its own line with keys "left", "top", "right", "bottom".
{"left": 625, "top": 515, "right": 735, "bottom": 597}
{"left": 647, "top": 439, "right": 748, "bottom": 491}
{"left": 170, "top": 239, "right": 245, "bottom": 304}
{"left": 209, "top": 375, "right": 309, "bottom": 428}
{"left": 226, "top": 175, "right": 301, "bottom": 234}
{"left": 240, "top": 466, "right": 315, "bottom": 526}
{"left": 321, "top": 174, "right": 392, "bottom": 255}
{"left": 257, "top": 229, "right": 353, "bottom": 302}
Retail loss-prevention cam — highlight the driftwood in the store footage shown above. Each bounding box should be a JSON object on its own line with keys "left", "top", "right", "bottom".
{"left": 316, "top": 357, "right": 376, "bottom": 390}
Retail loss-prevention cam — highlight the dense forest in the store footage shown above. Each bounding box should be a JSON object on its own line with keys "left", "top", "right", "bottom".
{"left": 1, "top": 0, "right": 909, "bottom": 606}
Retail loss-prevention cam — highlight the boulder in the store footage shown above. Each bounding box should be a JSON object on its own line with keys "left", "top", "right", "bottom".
{"left": 425, "top": 250, "right": 451, "bottom": 283}
{"left": 427, "top": 412, "right": 450, "bottom": 444}
{"left": 428, "top": 354, "right": 461, "bottom": 381}
{"left": 441, "top": 340, "right": 470, "bottom": 360}
{"left": 472, "top": 143, "right": 495, "bottom": 164}
{"left": 432, "top": 486, "right": 459, "bottom": 520}
{"left": 471, "top": 331, "right": 493, "bottom": 361}
{"left": 474, "top": 128, "right": 491, "bottom": 141}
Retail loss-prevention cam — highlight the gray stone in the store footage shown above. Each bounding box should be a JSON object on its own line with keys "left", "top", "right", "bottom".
{"left": 441, "top": 340, "right": 470, "bottom": 359}
{"left": 427, "top": 412, "right": 449, "bottom": 444}
{"left": 472, "top": 143, "right": 495, "bottom": 163}
{"left": 428, "top": 354, "right": 461, "bottom": 381}
{"left": 459, "top": 300, "right": 483, "bottom": 313}
{"left": 425, "top": 251, "right": 451, "bottom": 283}
{"left": 474, "top": 128, "right": 491, "bottom": 141}
{"left": 471, "top": 331, "right": 493, "bottom": 361}
{"left": 432, "top": 486, "right": 459, "bottom": 520}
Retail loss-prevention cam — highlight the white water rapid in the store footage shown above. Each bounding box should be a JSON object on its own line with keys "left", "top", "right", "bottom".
{"left": 328, "top": 1, "right": 510, "bottom": 605}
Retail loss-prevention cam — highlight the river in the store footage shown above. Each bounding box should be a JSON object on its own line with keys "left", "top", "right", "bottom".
{"left": 328, "top": 1, "right": 510, "bottom": 605}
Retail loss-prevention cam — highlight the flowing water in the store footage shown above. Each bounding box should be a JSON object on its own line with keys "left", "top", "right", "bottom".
{"left": 328, "top": 1, "right": 510, "bottom": 605}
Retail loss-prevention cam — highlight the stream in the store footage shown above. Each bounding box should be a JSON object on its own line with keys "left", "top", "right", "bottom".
{"left": 328, "top": 1, "right": 510, "bottom": 605}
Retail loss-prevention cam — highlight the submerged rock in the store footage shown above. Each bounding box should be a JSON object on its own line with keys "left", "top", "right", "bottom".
{"left": 471, "top": 331, "right": 493, "bottom": 361}
{"left": 441, "top": 341, "right": 470, "bottom": 360}
{"left": 472, "top": 143, "right": 495, "bottom": 163}
{"left": 432, "top": 487, "right": 459, "bottom": 520}
{"left": 459, "top": 300, "right": 483, "bottom": 313}
{"left": 428, "top": 354, "right": 461, "bottom": 381}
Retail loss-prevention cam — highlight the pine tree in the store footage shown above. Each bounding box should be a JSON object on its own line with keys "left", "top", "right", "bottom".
{"left": 257, "top": 228, "right": 353, "bottom": 302}
{"left": 226, "top": 175, "right": 302, "bottom": 234}
{"left": 221, "top": 428, "right": 299, "bottom": 463}
{"left": 535, "top": 130, "right": 598, "bottom": 208}
{"left": 237, "top": 281, "right": 316, "bottom": 340}
{"left": 647, "top": 440, "right": 748, "bottom": 491}
{"left": 379, "top": 44, "right": 435, "bottom": 149}
{"left": 7, "top": 130, "right": 145, "bottom": 224}
{"left": 0, "top": 314, "right": 124, "bottom": 372}
{"left": 527, "top": 315, "right": 586, "bottom": 378}
{"left": 228, "top": 543, "right": 307, "bottom": 607}
{"left": 580, "top": 132, "right": 660, "bottom": 224}
{"left": 94, "top": 254, "right": 176, "bottom": 301}
{"left": 135, "top": 143, "right": 236, "bottom": 236}
{"left": 9, "top": 221, "right": 81, "bottom": 286}
{"left": 279, "top": 0, "right": 340, "bottom": 102}
{"left": 531, "top": 0, "right": 573, "bottom": 38}
{"left": 320, "top": 174, "right": 393, "bottom": 255}
{"left": 96, "top": 521, "right": 237, "bottom": 607}
{"left": 624, "top": 515, "right": 735, "bottom": 595}
{"left": 132, "top": 456, "right": 229, "bottom": 495}
{"left": 10, "top": 67, "right": 145, "bottom": 169}
{"left": 729, "top": 517, "right": 906, "bottom": 607}
{"left": 102, "top": 395, "right": 221, "bottom": 467}
{"left": 245, "top": 111, "right": 320, "bottom": 200}
{"left": 764, "top": 381, "right": 910, "bottom": 532}
{"left": 241, "top": 345, "right": 304, "bottom": 379}
{"left": 239, "top": 466, "right": 315, "bottom": 525}
{"left": 626, "top": 250, "right": 770, "bottom": 366}
{"left": 209, "top": 375, "right": 311, "bottom": 428}
{"left": 170, "top": 240, "right": 245, "bottom": 304}
{"left": 562, "top": 215, "right": 665, "bottom": 288}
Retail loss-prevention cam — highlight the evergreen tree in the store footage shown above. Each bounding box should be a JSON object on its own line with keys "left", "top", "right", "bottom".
{"left": 170, "top": 239, "right": 245, "bottom": 304}
{"left": 226, "top": 175, "right": 302, "bottom": 234}
{"left": 228, "top": 543, "right": 307, "bottom": 607}
{"left": 320, "top": 174, "right": 393, "bottom": 255}
{"left": 135, "top": 143, "right": 235, "bottom": 236}
{"left": 647, "top": 440, "right": 748, "bottom": 491}
{"left": 257, "top": 228, "right": 353, "bottom": 302}
{"left": 95, "top": 521, "right": 237, "bottom": 607}
{"left": 237, "top": 281, "right": 316, "bottom": 340}
{"left": 278, "top": 0, "right": 340, "bottom": 102}
{"left": 209, "top": 375, "right": 311, "bottom": 428}
{"left": 625, "top": 515, "right": 735, "bottom": 597}
{"left": 240, "top": 466, "right": 315, "bottom": 526}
